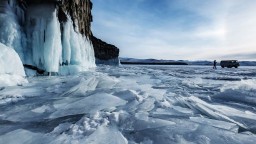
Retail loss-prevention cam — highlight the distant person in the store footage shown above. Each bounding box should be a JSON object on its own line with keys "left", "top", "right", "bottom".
{"left": 213, "top": 60, "right": 217, "bottom": 69}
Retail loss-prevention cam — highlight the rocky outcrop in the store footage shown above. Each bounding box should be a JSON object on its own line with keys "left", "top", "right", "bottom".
{"left": 92, "top": 36, "right": 120, "bottom": 65}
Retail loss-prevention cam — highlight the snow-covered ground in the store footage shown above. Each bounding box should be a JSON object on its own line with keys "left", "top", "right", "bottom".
{"left": 0, "top": 65, "right": 256, "bottom": 144}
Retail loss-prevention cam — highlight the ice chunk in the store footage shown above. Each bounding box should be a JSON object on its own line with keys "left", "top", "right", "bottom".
{"left": 0, "top": 129, "right": 51, "bottom": 144}
{"left": 123, "top": 115, "right": 176, "bottom": 131}
{"left": 190, "top": 117, "right": 239, "bottom": 133}
{"left": 151, "top": 107, "right": 193, "bottom": 119}
{"left": 60, "top": 77, "right": 98, "bottom": 97}
{"left": 84, "top": 126, "right": 128, "bottom": 144}
{"left": 0, "top": 43, "right": 27, "bottom": 86}
{"left": 96, "top": 75, "right": 119, "bottom": 89}
{"left": 113, "top": 90, "right": 141, "bottom": 101}
{"left": 214, "top": 79, "right": 256, "bottom": 105}
{"left": 176, "top": 96, "right": 249, "bottom": 130}
{"left": 50, "top": 93, "right": 127, "bottom": 118}
{"left": 137, "top": 97, "right": 155, "bottom": 112}
{"left": 0, "top": 43, "right": 25, "bottom": 76}
{"left": 213, "top": 89, "right": 256, "bottom": 105}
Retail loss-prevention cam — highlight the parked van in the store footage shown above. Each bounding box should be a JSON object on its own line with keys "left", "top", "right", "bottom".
{"left": 220, "top": 60, "right": 240, "bottom": 68}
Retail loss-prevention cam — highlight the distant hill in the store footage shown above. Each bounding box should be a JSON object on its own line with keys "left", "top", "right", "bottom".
{"left": 120, "top": 58, "right": 188, "bottom": 65}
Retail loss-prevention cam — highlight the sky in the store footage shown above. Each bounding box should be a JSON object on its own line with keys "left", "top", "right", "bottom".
{"left": 91, "top": 0, "right": 256, "bottom": 60}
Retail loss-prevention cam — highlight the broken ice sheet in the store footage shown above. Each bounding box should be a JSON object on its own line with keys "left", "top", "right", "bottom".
{"left": 50, "top": 93, "right": 127, "bottom": 119}
{"left": 189, "top": 117, "right": 239, "bottom": 133}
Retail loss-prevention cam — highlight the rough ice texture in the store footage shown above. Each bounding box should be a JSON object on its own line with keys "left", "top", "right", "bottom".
{"left": 1, "top": 66, "right": 256, "bottom": 143}
{"left": 0, "top": 43, "right": 27, "bottom": 86}
{"left": 0, "top": 43, "right": 25, "bottom": 76}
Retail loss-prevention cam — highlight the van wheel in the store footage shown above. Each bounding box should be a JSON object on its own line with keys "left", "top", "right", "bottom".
{"left": 235, "top": 66, "right": 238, "bottom": 68}
{"left": 221, "top": 66, "right": 224, "bottom": 68}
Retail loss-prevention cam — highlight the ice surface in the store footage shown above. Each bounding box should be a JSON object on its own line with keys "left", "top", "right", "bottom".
{"left": 1, "top": 65, "right": 256, "bottom": 143}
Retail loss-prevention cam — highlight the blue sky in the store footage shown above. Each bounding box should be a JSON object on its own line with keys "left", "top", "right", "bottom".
{"left": 91, "top": 0, "right": 256, "bottom": 60}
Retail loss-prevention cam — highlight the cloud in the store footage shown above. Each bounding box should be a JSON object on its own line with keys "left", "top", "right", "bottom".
{"left": 92, "top": 0, "right": 256, "bottom": 60}
{"left": 219, "top": 52, "right": 256, "bottom": 61}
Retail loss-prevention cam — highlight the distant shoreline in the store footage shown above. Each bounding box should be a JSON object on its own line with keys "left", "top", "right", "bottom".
{"left": 120, "top": 62, "right": 188, "bottom": 65}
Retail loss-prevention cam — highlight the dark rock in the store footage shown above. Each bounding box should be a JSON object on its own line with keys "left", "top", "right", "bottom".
{"left": 23, "top": 64, "right": 45, "bottom": 74}
{"left": 92, "top": 36, "right": 119, "bottom": 61}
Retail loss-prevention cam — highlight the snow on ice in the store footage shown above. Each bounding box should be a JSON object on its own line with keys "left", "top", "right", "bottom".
{"left": 1, "top": 65, "right": 256, "bottom": 144}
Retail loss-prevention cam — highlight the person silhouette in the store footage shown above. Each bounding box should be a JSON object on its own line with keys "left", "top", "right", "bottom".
{"left": 213, "top": 60, "right": 217, "bottom": 69}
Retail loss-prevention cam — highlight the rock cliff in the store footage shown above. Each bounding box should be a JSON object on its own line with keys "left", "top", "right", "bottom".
{"left": 92, "top": 36, "right": 120, "bottom": 65}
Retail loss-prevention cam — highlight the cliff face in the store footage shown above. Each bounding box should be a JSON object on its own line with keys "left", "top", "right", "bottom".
{"left": 92, "top": 36, "right": 119, "bottom": 60}
{"left": 92, "top": 36, "right": 120, "bottom": 64}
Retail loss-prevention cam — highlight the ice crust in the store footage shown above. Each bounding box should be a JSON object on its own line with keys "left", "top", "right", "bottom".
{"left": 1, "top": 65, "right": 256, "bottom": 143}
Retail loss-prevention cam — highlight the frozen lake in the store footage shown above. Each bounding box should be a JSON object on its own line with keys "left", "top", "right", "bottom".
{"left": 1, "top": 65, "right": 256, "bottom": 144}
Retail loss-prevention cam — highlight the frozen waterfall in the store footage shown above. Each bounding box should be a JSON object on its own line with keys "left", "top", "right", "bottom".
{"left": 0, "top": 1, "right": 96, "bottom": 76}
